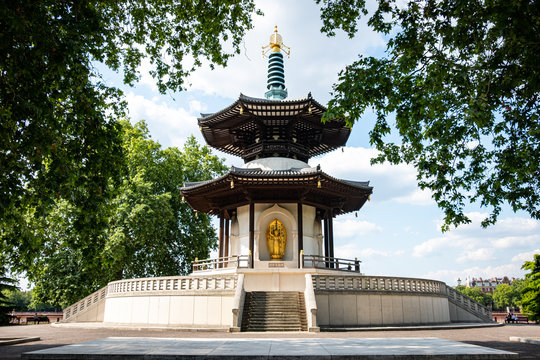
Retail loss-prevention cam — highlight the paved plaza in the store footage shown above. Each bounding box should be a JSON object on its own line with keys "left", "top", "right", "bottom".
{"left": 20, "top": 337, "right": 518, "bottom": 359}
{"left": 1, "top": 323, "right": 538, "bottom": 359}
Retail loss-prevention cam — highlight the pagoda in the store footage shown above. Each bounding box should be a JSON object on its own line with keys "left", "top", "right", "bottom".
{"left": 61, "top": 28, "right": 493, "bottom": 332}
{"left": 181, "top": 27, "right": 373, "bottom": 270}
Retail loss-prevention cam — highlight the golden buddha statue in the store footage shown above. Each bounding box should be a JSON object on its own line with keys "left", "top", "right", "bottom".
{"left": 266, "top": 218, "right": 287, "bottom": 260}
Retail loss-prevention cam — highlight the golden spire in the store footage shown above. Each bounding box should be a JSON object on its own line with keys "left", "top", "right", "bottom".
{"left": 262, "top": 26, "right": 290, "bottom": 58}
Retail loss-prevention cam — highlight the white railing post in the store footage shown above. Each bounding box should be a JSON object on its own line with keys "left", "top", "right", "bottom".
{"left": 304, "top": 274, "right": 319, "bottom": 332}
{"left": 231, "top": 274, "right": 245, "bottom": 332}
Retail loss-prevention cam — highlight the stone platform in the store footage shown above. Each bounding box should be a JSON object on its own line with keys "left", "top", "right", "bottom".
{"left": 22, "top": 337, "right": 518, "bottom": 359}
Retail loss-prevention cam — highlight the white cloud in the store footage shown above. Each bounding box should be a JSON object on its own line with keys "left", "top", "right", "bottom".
{"left": 188, "top": 100, "right": 206, "bottom": 115}
{"left": 413, "top": 237, "right": 453, "bottom": 258}
{"left": 511, "top": 250, "right": 540, "bottom": 263}
{"left": 423, "top": 262, "right": 527, "bottom": 286}
{"left": 412, "top": 212, "right": 540, "bottom": 273}
{"left": 493, "top": 216, "right": 540, "bottom": 236}
{"left": 125, "top": 92, "right": 201, "bottom": 149}
{"left": 456, "top": 248, "right": 495, "bottom": 263}
{"left": 334, "top": 243, "right": 402, "bottom": 260}
{"left": 333, "top": 218, "right": 382, "bottom": 239}
{"left": 313, "top": 146, "right": 434, "bottom": 206}
{"left": 492, "top": 235, "right": 540, "bottom": 249}
{"left": 394, "top": 188, "right": 434, "bottom": 206}
{"left": 138, "top": 58, "right": 159, "bottom": 93}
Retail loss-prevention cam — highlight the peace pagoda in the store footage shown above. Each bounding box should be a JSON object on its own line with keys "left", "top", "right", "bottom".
{"left": 60, "top": 28, "right": 493, "bottom": 332}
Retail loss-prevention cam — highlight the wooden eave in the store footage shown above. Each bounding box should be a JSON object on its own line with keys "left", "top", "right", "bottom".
{"left": 198, "top": 94, "right": 351, "bottom": 162}
{"left": 180, "top": 167, "right": 372, "bottom": 215}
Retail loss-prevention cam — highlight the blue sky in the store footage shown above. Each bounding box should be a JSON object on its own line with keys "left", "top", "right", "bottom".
{"left": 101, "top": 0, "right": 538, "bottom": 285}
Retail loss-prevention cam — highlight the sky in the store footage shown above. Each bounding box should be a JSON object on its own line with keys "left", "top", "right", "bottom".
{"left": 99, "top": 0, "right": 538, "bottom": 286}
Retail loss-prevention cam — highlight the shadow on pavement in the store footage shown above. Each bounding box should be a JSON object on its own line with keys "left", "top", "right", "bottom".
{"left": 465, "top": 340, "right": 540, "bottom": 359}
{"left": 2, "top": 343, "right": 68, "bottom": 360}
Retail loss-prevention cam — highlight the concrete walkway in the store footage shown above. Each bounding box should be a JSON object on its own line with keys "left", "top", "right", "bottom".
{"left": 1, "top": 323, "right": 539, "bottom": 359}
{"left": 21, "top": 337, "right": 518, "bottom": 359}
{"left": 49, "top": 321, "right": 503, "bottom": 332}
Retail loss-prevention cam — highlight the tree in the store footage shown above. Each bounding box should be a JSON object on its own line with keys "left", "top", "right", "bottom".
{"left": 510, "top": 278, "right": 527, "bottom": 298}
{"left": 493, "top": 283, "right": 520, "bottom": 310}
{"left": 519, "top": 254, "right": 540, "bottom": 321}
{"left": 102, "top": 121, "right": 227, "bottom": 280}
{"left": 318, "top": 0, "right": 540, "bottom": 229}
{"left": 455, "top": 285, "right": 493, "bottom": 307}
{"left": 2, "top": 289, "right": 31, "bottom": 311}
{"left": 26, "top": 121, "right": 227, "bottom": 307}
{"left": 1, "top": 0, "right": 259, "bottom": 272}
{"left": 2, "top": 289, "right": 59, "bottom": 312}
{"left": 0, "top": 263, "right": 18, "bottom": 324}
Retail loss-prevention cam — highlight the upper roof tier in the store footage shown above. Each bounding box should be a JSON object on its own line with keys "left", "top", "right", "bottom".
{"left": 198, "top": 93, "right": 351, "bottom": 163}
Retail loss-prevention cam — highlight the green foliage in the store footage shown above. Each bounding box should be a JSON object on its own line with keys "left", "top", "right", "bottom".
{"left": 510, "top": 278, "right": 527, "bottom": 297}
{"left": 26, "top": 121, "right": 227, "bottom": 307}
{"left": 1, "top": 0, "right": 259, "bottom": 279}
{"left": 2, "top": 288, "right": 59, "bottom": 312}
{"left": 493, "top": 283, "right": 520, "bottom": 310}
{"left": 0, "top": 264, "right": 18, "bottom": 324}
{"left": 319, "top": 0, "right": 540, "bottom": 229}
{"left": 519, "top": 254, "right": 540, "bottom": 321}
{"left": 102, "top": 121, "right": 227, "bottom": 279}
{"left": 455, "top": 285, "right": 493, "bottom": 307}
{"left": 2, "top": 289, "right": 31, "bottom": 311}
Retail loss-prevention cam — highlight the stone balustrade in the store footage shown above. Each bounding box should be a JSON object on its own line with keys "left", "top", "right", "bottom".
{"left": 302, "top": 255, "right": 360, "bottom": 273}
{"left": 193, "top": 255, "right": 251, "bottom": 272}
{"left": 63, "top": 286, "right": 108, "bottom": 321}
{"left": 312, "top": 275, "right": 447, "bottom": 295}
{"left": 446, "top": 285, "right": 492, "bottom": 321}
{"left": 107, "top": 275, "right": 238, "bottom": 297}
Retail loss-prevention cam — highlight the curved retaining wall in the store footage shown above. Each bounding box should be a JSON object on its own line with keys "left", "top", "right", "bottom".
{"left": 313, "top": 275, "right": 451, "bottom": 327}
{"left": 103, "top": 275, "right": 238, "bottom": 328}
{"left": 62, "top": 271, "right": 492, "bottom": 329}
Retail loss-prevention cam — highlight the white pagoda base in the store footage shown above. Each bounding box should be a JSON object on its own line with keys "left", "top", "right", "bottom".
{"left": 61, "top": 266, "right": 492, "bottom": 332}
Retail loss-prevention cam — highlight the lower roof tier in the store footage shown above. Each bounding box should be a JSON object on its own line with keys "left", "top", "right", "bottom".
{"left": 180, "top": 166, "right": 373, "bottom": 215}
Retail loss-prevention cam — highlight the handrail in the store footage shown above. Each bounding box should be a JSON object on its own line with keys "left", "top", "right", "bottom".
{"left": 193, "top": 255, "right": 251, "bottom": 272}
{"left": 302, "top": 254, "right": 361, "bottom": 273}
{"left": 312, "top": 275, "right": 447, "bottom": 295}
{"left": 304, "top": 274, "right": 318, "bottom": 331}
{"left": 63, "top": 286, "right": 108, "bottom": 321}
{"left": 446, "top": 285, "right": 492, "bottom": 321}
{"left": 107, "top": 274, "right": 238, "bottom": 297}
{"left": 231, "top": 274, "right": 245, "bottom": 331}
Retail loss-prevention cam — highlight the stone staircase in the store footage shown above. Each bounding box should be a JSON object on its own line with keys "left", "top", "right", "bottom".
{"left": 241, "top": 291, "right": 308, "bottom": 332}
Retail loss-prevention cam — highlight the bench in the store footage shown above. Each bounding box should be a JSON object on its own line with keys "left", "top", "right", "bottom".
{"left": 505, "top": 315, "right": 529, "bottom": 324}
{"left": 26, "top": 316, "right": 49, "bottom": 324}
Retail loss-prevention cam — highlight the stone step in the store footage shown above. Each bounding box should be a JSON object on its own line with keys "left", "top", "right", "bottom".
{"left": 247, "top": 306, "right": 301, "bottom": 308}
{"left": 241, "top": 291, "right": 307, "bottom": 332}
{"left": 249, "top": 309, "right": 305, "bottom": 316}
{"left": 248, "top": 302, "right": 301, "bottom": 305}
{"left": 247, "top": 301, "right": 302, "bottom": 304}
{"left": 243, "top": 318, "right": 302, "bottom": 323}
{"left": 246, "top": 311, "right": 305, "bottom": 314}
{"left": 243, "top": 322, "right": 303, "bottom": 327}
{"left": 245, "top": 324, "right": 307, "bottom": 328}
{"left": 245, "top": 306, "right": 305, "bottom": 310}
{"left": 244, "top": 327, "right": 305, "bottom": 332}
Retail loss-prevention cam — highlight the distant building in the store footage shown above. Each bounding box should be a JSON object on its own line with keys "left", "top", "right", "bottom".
{"left": 464, "top": 276, "right": 515, "bottom": 294}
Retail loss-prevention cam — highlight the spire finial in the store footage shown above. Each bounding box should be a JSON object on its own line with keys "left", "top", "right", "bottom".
{"left": 263, "top": 26, "right": 289, "bottom": 100}
{"left": 262, "top": 26, "right": 290, "bottom": 58}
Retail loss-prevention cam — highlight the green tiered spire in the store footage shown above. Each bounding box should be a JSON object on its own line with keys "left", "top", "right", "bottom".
{"left": 262, "top": 26, "right": 290, "bottom": 100}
